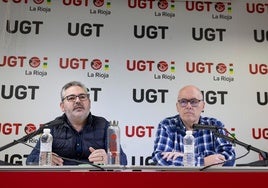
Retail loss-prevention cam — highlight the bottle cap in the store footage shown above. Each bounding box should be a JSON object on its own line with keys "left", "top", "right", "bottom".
{"left": 109, "top": 120, "right": 119, "bottom": 126}
{"left": 186, "top": 130, "right": 192, "bottom": 135}
{"left": 43, "top": 128, "right": 51, "bottom": 133}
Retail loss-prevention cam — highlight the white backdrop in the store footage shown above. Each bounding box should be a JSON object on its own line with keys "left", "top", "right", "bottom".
{"left": 0, "top": 0, "right": 267, "bottom": 166}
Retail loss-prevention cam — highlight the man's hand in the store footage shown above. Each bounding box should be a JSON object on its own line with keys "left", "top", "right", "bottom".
{"left": 88, "top": 147, "right": 108, "bottom": 164}
{"left": 204, "top": 154, "right": 226, "bottom": 166}
{"left": 161, "top": 151, "right": 183, "bottom": 161}
{"left": 52, "top": 153, "right": 64, "bottom": 166}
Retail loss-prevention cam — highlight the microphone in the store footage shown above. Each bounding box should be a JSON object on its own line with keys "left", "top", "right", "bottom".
{"left": 35, "top": 118, "right": 64, "bottom": 134}
{"left": 192, "top": 124, "right": 221, "bottom": 131}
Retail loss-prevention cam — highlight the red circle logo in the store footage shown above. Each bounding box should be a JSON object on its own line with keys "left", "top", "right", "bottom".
{"left": 158, "top": 0, "right": 168, "bottom": 10}
{"left": 91, "top": 59, "right": 102, "bottom": 70}
{"left": 29, "top": 57, "right": 41, "bottom": 68}
{"left": 215, "top": 2, "right": 225, "bottom": 12}
{"left": 216, "top": 63, "right": 227, "bottom": 74}
{"left": 33, "top": 0, "right": 44, "bottom": 5}
{"left": 157, "top": 61, "right": 168, "bottom": 72}
{"left": 94, "top": 0, "right": 104, "bottom": 7}
{"left": 24, "top": 124, "right": 37, "bottom": 134}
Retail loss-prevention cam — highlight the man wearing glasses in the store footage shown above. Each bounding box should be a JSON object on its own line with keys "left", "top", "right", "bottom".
{"left": 151, "top": 85, "right": 235, "bottom": 167}
{"left": 26, "top": 81, "right": 127, "bottom": 166}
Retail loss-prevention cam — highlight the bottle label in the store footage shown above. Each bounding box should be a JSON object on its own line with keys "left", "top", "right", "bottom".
{"left": 107, "top": 121, "right": 120, "bottom": 165}
{"left": 109, "top": 133, "right": 118, "bottom": 153}
{"left": 107, "top": 130, "right": 120, "bottom": 164}
{"left": 40, "top": 143, "right": 52, "bottom": 152}
{"left": 184, "top": 145, "right": 194, "bottom": 153}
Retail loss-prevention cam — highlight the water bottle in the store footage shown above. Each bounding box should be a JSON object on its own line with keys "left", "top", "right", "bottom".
{"left": 107, "top": 120, "right": 120, "bottom": 165}
{"left": 39, "top": 128, "right": 53, "bottom": 166}
{"left": 183, "top": 130, "right": 195, "bottom": 166}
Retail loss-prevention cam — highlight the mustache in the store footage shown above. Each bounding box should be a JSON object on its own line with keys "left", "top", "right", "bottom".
{"left": 74, "top": 104, "right": 84, "bottom": 109}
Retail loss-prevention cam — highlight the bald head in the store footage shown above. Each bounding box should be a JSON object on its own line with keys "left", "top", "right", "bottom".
{"left": 178, "top": 85, "right": 203, "bottom": 101}
{"left": 176, "top": 85, "right": 205, "bottom": 129}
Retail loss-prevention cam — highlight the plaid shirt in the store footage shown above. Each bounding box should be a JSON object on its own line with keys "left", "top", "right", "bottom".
{"left": 151, "top": 115, "right": 236, "bottom": 166}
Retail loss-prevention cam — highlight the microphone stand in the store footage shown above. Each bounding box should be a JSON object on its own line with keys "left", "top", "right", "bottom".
{"left": 0, "top": 123, "right": 49, "bottom": 166}
{"left": 0, "top": 118, "right": 64, "bottom": 153}
{"left": 0, "top": 118, "right": 65, "bottom": 153}
{"left": 0, "top": 127, "right": 44, "bottom": 152}
{"left": 212, "top": 130, "right": 268, "bottom": 166}
{"left": 0, "top": 119, "right": 105, "bottom": 170}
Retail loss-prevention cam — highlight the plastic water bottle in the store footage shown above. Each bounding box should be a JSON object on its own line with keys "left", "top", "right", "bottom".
{"left": 183, "top": 130, "right": 195, "bottom": 166}
{"left": 39, "top": 128, "right": 53, "bottom": 166}
{"left": 107, "top": 120, "right": 120, "bottom": 165}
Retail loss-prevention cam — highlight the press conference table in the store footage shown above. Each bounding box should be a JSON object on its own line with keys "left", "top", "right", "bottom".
{"left": 1, "top": 165, "right": 268, "bottom": 187}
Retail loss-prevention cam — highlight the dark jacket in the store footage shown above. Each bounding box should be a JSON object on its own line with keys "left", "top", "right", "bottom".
{"left": 26, "top": 113, "right": 127, "bottom": 165}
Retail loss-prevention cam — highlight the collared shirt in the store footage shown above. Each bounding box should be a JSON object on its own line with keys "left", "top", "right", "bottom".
{"left": 151, "top": 115, "right": 236, "bottom": 166}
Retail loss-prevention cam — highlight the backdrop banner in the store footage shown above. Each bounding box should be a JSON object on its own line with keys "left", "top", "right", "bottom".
{"left": 0, "top": 0, "right": 267, "bottom": 166}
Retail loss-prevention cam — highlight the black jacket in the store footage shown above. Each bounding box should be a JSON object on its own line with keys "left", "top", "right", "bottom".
{"left": 26, "top": 113, "right": 127, "bottom": 165}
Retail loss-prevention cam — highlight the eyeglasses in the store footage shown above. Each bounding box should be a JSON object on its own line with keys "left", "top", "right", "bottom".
{"left": 62, "top": 94, "right": 89, "bottom": 102}
{"left": 177, "top": 98, "right": 203, "bottom": 107}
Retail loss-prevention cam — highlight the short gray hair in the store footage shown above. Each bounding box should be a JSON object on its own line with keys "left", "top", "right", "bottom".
{"left": 60, "top": 81, "right": 88, "bottom": 100}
